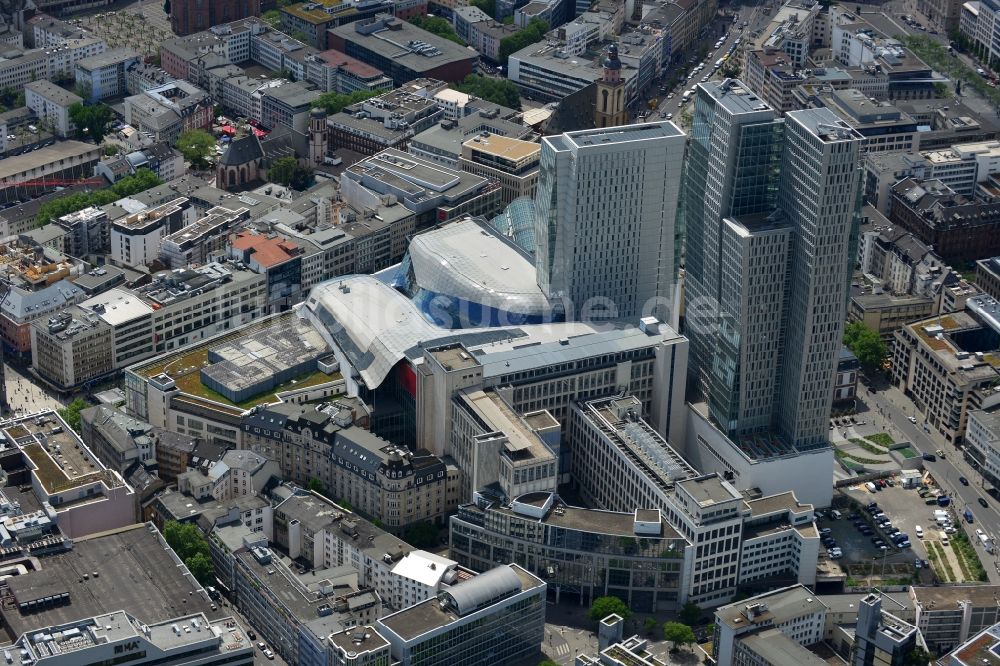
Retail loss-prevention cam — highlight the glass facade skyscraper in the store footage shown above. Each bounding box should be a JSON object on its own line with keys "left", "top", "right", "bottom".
{"left": 681, "top": 80, "right": 864, "bottom": 450}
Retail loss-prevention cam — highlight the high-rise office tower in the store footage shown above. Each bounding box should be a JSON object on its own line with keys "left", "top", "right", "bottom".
{"left": 534, "top": 122, "right": 686, "bottom": 322}
{"left": 776, "top": 108, "right": 865, "bottom": 449}
{"left": 682, "top": 80, "right": 864, "bottom": 449}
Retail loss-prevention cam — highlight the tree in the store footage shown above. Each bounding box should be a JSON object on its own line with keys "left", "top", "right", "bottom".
{"left": 538, "top": 661, "right": 560, "bottom": 666}
{"left": 588, "top": 596, "right": 630, "bottom": 622}
{"left": 163, "top": 521, "right": 215, "bottom": 586}
{"left": 36, "top": 168, "right": 162, "bottom": 225}
{"left": 470, "top": 0, "right": 496, "bottom": 17}
{"left": 104, "top": 144, "right": 120, "bottom": 156}
{"left": 68, "top": 102, "right": 112, "bottom": 143}
{"left": 315, "top": 88, "right": 385, "bottom": 115}
{"left": 662, "top": 622, "right": 696, "bottom": 651}
{"left": 843, "top": 321, "right": 888, "bottom": 373}
{"left": 498, "top": 19, "right": 548, "bottom": 67}
{"left": 933, "top": 82, "right": 952, "bottom": 98}
{"left": 409, "top": 15, "right": 465, "bottom": 45}
{"left": 679, "top": 601, "right": 701, "bottom": 625}
{"left": 456, "top": 74, "right": 521, "bottom": 108}
{"left": 175, "top": 129, "right": 216, "bottom": 169}
{"left": 58, "top": 397, "right": 89, "bottom": 434}
{"left": 904, "top": 647, "right": 932, "bottom": 666}
{"left": 186, "top": 552, "right": 214, "bottom": 585}
{"left": 643, "top": 617, "right": 660, "bottom": 637}
{"left": 307, "top": 477, "right": 324, "bottom": 493}
{"left": 720, "top": 59, "right": 742, "bottom": 78}
{"left": 267, "top": 156, "right": 314, "bottom": 190}
{"left": 402, "top": 521, "right": 439, "bottom": 548}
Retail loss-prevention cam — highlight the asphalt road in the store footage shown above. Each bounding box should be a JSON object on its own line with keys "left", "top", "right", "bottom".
{"left": 861, "top": 381, "right": 1000, "bottom": 581}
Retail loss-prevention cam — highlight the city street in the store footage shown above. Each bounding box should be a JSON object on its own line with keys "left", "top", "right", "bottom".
{"left": 860, "top": 380, "right": 1000, "bottom": 582}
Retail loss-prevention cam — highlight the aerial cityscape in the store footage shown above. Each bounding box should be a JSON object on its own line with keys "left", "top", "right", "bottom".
{"left": 1, "top": 0, "right": 1000, "bottom": 663}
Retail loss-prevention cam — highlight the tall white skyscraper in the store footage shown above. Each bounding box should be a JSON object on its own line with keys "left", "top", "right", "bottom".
{"left": 682, "top": 80, "right": 864, "bottom": 450}
{"left": 776, "top": 108, "right": 865, "bottom": 449}
{"left": 533, "top": 122, "right": 686, "bottom": 321}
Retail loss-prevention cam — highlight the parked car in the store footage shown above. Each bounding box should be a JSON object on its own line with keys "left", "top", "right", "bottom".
{"left": 980, "top": 497, "right": 990, "bottom": 508}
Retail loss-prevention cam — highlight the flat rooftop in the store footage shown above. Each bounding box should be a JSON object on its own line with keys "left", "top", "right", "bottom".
{"left": 738, "top": 628, "right": 829, "bottom": 665}
{"left": 546, "top": 121, "right": 684, "bottom": 152}
{"left": 378, "top": 565, "right": 541, "bottom": 641}
{"left": 2, "top": 524, "right": 219, "bottom": 641}
{"left": 677, "top": 474, "right": 742, "bottom": 507}
{"left": 0, "top": 141, "right": 99, "bottom": 181}
{"left": 462, "top": 134, "right": 539, "bottom": 162}
{"left": 1, "top": 412, "right": 118, "bottom": 494}
{"left": 330, "top": 15, "right": 477, "bottom": 72}
{"left": 701, "top": 79, "right": 776, "bottom": 116}
{"left": 716, "top": 585, "right": 827, "bottom": 631}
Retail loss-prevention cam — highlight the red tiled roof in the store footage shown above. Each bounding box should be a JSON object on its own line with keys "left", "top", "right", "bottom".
{"left": 232, "top": 232, "right": 299, "bottom": 268}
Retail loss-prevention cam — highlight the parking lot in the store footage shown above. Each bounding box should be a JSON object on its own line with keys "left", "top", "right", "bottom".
{"left": 837, "top": 480, "right": 987, "bottom": 584}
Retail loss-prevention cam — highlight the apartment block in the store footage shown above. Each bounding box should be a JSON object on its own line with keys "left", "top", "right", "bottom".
{"left": 110, "top": 196, "right": 189, "bottom": 268}
{"left": 242, "top": 401, "right": 462, "bottom": 530}
{"left": 74, "top": 48, "right": 140, "bottom": 101}
{"left": 24, "top": 79, "right": 81, "bottom": 138}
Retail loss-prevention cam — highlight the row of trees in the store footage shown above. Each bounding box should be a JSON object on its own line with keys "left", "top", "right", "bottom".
{"left": 409, "top": 15, "right": 465, "bottom": 45}
{"left": 456, "top": 75, "right": 521, "bottom": 109}
{"left": 498, "top": 19, "right": 548, "bottom": 67}
{"left": 36, "top": 168, "right": 163, "bottom": 225}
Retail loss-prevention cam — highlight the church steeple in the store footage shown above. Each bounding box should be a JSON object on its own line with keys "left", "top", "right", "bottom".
{"left": 595, "top": 43, "right": 627, "bottom": 128}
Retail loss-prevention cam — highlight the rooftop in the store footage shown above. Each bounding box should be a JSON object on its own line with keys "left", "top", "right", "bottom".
{"left": 1, "top": 412, "right": 120, "bottom": 494}
{"left": 377, "top": 565, "right": 541, "bottom": 641}
{"left": 1, "top": 524, "right": 219, "bottom": 641}
{"left": 24, "top": 80, "right": 82, "bottom": 107}
{"left": 677, "top": 474, "right": 743, "bottom": 507}
{"left": 545, "top": 120, "right": 684, "bottom": 152}
{"left": 946, "top": 623, "right": 1000, "bottom": 666}
{"left": 462, "top": 133, "right": 540, "bottom": 162}
{"left": 0, "top": 141, "right": 99, "bottom": 181}
{"left": 738, "top": 628, "right": 829, "bottom": 665}
{"left": 75, "top": 47, "right": 139, "bottom": 71}
{"left": 911, "top": 584, "right": 1000, "bottom": 609}
{"left": 715, "top": 585, "right": 829, "bottom": 631}
{"left": 329, "top": 15, "right": 478, "bottom": 73}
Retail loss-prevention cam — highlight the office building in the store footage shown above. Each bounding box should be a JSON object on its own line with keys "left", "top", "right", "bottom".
{"left": 74, "top": 48, "right": 140, "bottom": 101}
{"left": 407, "top": 105, "right": 531, "bottom": 170}
{"left": 450, "top": 494, "right": 689, "bottom": 610}
{"left": 159, "top": 205, "right": 249, "bottom": 268}
{"left": 0, "top": 281, "right": 85, "bottom": 356}
{"left": 0, "top": 38, "right": 105, "bottom": 92}
{"left": 31, "top": 263, "right": 267, "bottom": 389}
{"left": 3, "top": 611, "right": 253, "bottom": 666}
{"left": 305, "top": 48, "right": 393, "bottom": 94}
{"left": 892, "top": 295, "right": 1000, "bottom": 444}
{"left": 0, "top": 411, "right": 136, "bottom": 537}
{"left": 682, "top": 79, "right": 864, "bottom": 460}
{"left": 170, "top": 0, "right": 261, "bottom": 36}
{"left": 80, "top": 404, "right": 159, "bottom": 473}
{"left": 849, "top": 593, "right": 920, "bottom": 666}
{"left": 976, "top": 256, "right": 1000, "bottom": 300}
{"left": 374, "top": 564, "right": 545, "bottom": 666}
{"left": 910, "top": 585, "right": 1000, "bottom": 653}
{"left": 24, "top": 79, "right": 81, "bottom": 138}
{"left": 817, "top": 88, "right": 918, "bottom": 153}
{"left": 459, "top": 134, "right": 541, "bottom": 207}
{"left": 942, "top": 622, "right": 1000, "bottom": 666}
{"left": 110, "top": 197, "right": 189, "bottom": 268}
{"left": 341, "top": 148, "right": 501, "bottom": 226}
{"left": 965, "top": 407, "right": 1000, "bottom": 489}
{"left": 328, "top": 15, "right": 478, "bottom": 86}
{"left": 123, "top": 80, "right": 213, "bottom": 144}
{"left": 280, "top": 0, "right": 395, "bottom": 50}
{"left": 713, "top": 585, "right": 829, "bottom": 666}
{"left": 533, "top": 122, "right": 685, "bottom": 322}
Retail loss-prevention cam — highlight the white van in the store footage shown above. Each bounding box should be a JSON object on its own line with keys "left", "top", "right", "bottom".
{"left": 830, "top": 510, "right": 843, "bottom": 520}
{"left": 866, "top": 482, "right": 877, "bottom": 493}
{"left": 915, "top": 525, "right": 924, "bottom": 538}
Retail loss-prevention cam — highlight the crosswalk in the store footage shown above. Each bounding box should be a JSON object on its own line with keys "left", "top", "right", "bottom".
{"left": 552, "top": 643, "right": 571, "bottom": 656}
